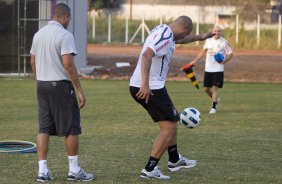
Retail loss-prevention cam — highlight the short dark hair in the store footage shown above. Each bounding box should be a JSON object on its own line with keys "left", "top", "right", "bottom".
{"left": 53, "top": 3, "right": 71, "bottom": 18}
{"left": 174, "top": 16, "right": 193, "bottom": 34}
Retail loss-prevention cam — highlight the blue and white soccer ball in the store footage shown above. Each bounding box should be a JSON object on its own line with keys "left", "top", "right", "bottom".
{"left": 180, "top": 107, "right": 201, "bottom": 128}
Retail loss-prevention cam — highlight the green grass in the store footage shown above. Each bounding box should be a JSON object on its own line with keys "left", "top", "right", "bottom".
{"left": 0, "top": 78, "right": 281, "bottom": 184}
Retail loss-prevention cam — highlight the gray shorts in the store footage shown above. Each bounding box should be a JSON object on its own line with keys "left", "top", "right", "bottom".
{"left": 37, "top": 80, "right": 81, "bottom": 136}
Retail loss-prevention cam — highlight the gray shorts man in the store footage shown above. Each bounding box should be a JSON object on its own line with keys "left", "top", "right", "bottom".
{"left": 30, "top": 3, "right": 94, "bottom": 182}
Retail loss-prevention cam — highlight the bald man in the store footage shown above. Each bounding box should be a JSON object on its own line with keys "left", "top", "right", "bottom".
{"left": 129, "top": 16, "right": 214, "bottom": 180}
{"left": 190, "top": 25, "right": 233, "bottom": 114}
{"left": 30, "top": 3, "right": 94, "bottom": 182}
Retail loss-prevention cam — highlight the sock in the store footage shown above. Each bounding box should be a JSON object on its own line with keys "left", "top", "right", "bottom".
{"left": 212, "top": 102, "right": 218, "bottom": 109}
{"left": 38, "top": 160, "right": 48, "bottom": 175}
{"left": 145, "top": 156, "right": 159, "bottom": 172}
{"left": 68, "top": 155, "right": 80, "bottom": 173}
{"left": 168, "top": 144, "right": 180, "bottom": 163}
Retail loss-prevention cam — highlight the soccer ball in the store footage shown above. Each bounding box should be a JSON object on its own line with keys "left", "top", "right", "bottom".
{"left": 214, "top": 52, "right": 225, "bottom": 63}
{"left": 180, "top": 107, "right": 201, "bottom": 128}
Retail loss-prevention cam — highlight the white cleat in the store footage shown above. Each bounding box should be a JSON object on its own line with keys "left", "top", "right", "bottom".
{"left": 37, "top": 171, "right": 54, "bottom": 182}
{"left": 209, "top": 108, "right": 216, "bottom": 114}
{"left": 140, "top": 166, "right": 170, "bottom": 180}
{"left": 67, "top": 168, "right": 94, "bottom": 181}
{"left": 168, "top": 154, "right": 197, "bottom": 172}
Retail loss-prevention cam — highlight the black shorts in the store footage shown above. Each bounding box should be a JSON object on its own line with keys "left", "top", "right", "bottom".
{"left": 204, "top": 71, "right": 224, "bottom": 88}
{"left": 37, "top": 80, "right": 81, "bottom": 136}
{"left": 130, "top": 86, "right": 180, "bottom": 122}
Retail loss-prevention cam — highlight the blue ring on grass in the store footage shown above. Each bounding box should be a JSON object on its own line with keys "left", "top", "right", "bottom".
{"left": 0, "top": 140, "right": 37, "bottom": 154}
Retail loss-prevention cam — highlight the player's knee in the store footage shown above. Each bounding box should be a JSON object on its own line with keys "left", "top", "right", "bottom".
{"left": 160, "top": 127, "right": 177, "bottom": 137}
{"left": 204, "top": 87, "right": 210, "bottom": 93}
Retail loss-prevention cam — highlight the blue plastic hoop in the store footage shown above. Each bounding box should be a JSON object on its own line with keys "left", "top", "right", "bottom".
{"left": 0, "top": 140, "right": 37, "bottom": 153}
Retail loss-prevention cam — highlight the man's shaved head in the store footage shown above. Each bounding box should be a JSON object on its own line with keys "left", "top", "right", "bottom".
{"left": 174, "top": 16, "right": 193, "bottom": 34}
{"left": 53, "top": 3, "right": 71, "bottom": 18}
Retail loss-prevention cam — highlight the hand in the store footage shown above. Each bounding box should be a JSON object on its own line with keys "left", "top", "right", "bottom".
{"left": 136, "top": 85, "right": 153, "bottom": 104}
{"left": 218, "top": 60, "right": 226, "bottom": 65}
{"left": 77, "top": 91, "right": 86, "bottom": 109}
{"left": 190, "top": 60, "right": 197, "bottom": 66}
{"left": 200, "top": 32, "right": 216, "bottom": 40}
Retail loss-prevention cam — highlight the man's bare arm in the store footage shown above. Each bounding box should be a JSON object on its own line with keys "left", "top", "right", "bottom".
{"left": 176, "top": 32, "right": 215, "bottom": 44}
{"left": 62, "top": 54, "right": 86, "bottom": 109}
{"left": 220, "top": 53, "right": 233, "bottom": 65}
{"left": 190, "top": 48, "right": 207, "bottom": 66}
{"left": 31, "top": 55, "right": 36, "bottom": 79}
{"left": 136, "top": 48, "right": 155, "bottom": 104}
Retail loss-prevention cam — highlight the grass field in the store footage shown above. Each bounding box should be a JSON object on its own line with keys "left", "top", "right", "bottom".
{"left": 0, "top": 78, "right": 281, "bottom": 184}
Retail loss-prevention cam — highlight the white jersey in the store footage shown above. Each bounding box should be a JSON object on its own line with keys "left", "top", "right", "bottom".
{"left": 203, "top": 37, "right": 232, "bottom": 72}
{"left": 130, "top": 24, "right": 175, "bottom": 89}
{"left": 30, "top": 21, "right": 77, "bottom": 81}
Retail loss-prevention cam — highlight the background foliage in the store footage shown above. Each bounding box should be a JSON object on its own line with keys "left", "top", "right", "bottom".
{"left": 88, "top": 17, "right": 281, "bottom": 49}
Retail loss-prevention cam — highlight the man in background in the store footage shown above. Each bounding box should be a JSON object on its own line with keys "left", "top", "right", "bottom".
{"left": 30, "top": 3, "right": 94, "bottom": 182}
{"left": 190, "top": 25, "right": 233, "bottom": 114}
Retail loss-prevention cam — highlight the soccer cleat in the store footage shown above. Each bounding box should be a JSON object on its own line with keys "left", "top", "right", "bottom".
{"left": 67, "top": 168, "right": 94, "bottom": 181}
{"left": 37, "top": 171, "right": 54, "bottom": 182}
{"left": 209, "top": 108, "right": 216, "bottom": 114}
{"left": 140, "top": 166, "right": 170, "bottom": 180}
{"left": 168, "top": 154, "right": 197, "bottom": 172}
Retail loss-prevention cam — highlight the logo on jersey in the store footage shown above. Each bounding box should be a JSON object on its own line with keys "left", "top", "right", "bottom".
{"left": 154, "top": 26, "right": 172, "bottom": 52}
{"left": 156, "top": 40, "right": 170, "bottom": 52}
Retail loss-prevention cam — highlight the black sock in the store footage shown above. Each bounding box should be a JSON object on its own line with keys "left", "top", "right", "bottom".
{"left": 145, "top": 156, "right": 159, "bottom": 172}
{"left": 168, "top": 144, "right": 179, "bottom": 163}
{"left": 212, "top": 102, "right": 218, "bottom": 109}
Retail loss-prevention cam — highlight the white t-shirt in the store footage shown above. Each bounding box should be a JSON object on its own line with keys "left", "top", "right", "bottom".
{"left": 203, "top": 37, "right": 233, "bottom": 72}
{"left": 130, "top": 24, "right": 175, "bottom": 89}
{"left": 30, "top": 21, "right": 77, "bottom": 81}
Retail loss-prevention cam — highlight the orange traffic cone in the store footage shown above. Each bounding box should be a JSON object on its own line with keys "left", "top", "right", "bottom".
{"left": 181, "top": 63, "right": 199, "bottom": 89}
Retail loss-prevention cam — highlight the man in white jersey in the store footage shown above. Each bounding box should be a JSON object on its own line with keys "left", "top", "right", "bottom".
{"left": 30, "top": 3, "right": 94, "bottom": 182}
{"left": 190, "top": 25, "right": 233, "bottom": 114}
{"left": 129, "top": 16, "right": 214, "bottom": 180}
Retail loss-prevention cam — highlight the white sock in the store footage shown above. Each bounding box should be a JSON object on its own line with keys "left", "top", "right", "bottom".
{"left": 38, "top": 160, "right": 48, "bottom": 175}
{"left": 68, "top": 155, "right": 80, "bottom": 173}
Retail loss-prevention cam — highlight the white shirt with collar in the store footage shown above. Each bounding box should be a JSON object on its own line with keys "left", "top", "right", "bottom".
{"left": 30, "top": 20, "right": 77, "bottom": 81}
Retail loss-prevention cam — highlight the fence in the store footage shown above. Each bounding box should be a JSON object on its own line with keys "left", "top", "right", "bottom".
{"left": 89, "top": 14, "right": 282, "bottom": 49}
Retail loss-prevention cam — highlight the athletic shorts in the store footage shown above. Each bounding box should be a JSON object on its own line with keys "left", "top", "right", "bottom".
{"left": 204, "top": 71, "right": 224, "bottom": 88}
{"left": 37, "top": 80, "right": 81, "bottom": 136}
{"left": 129, "top": 86, "right": 180, "bottom": 122}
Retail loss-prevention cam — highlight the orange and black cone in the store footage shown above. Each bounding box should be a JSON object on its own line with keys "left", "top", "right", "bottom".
{"left": 181, "top": 63, "right": 199, "bottom": 89}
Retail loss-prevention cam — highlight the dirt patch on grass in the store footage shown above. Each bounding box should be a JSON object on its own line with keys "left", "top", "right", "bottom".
{"left": 87, "top": 44, "right": 282, "bottom": 83}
